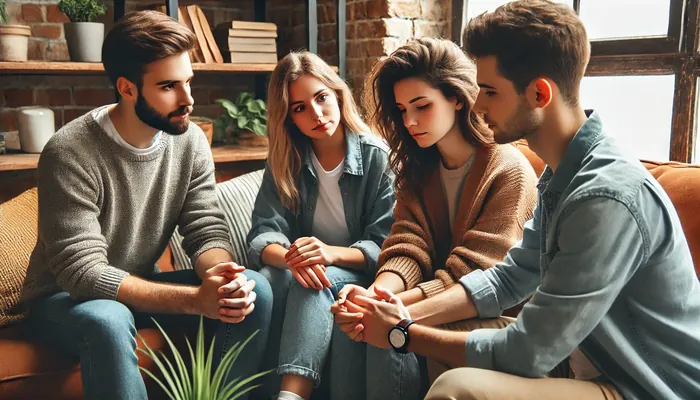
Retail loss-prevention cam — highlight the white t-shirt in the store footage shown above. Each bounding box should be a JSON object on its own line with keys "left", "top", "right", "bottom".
{"left": 310, "top": 150, "right": 352, "bottom": 247}
{"left": 439, "top": 155, "right": 474, "bottom": 229}
{"left": 92, "top": 105, "right": 162, "bottom": 155}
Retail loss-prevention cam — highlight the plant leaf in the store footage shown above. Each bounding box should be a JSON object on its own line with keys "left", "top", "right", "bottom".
{"left": 152, "top": 319, "right": 191, "bottom": 399}
{"left": 251, "top": 120, "right": 266, "bottom": 136}
{"left": 245, "top": 99, "right": 261, "bottom": 113}
{"left": 138, "top": 366, "right": 178, "bottom": 400}
{"left": 236, "top": 116, "right": 248, "bottom": 129}
{"left": 216, "top": 99, "right": 239, "bottom": 119}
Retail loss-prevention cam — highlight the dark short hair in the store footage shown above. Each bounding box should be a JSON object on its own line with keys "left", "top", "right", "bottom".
{"left": 102, "top": 10, "right": 196, "bottom": 87}
{"left": 363, "top": 37, "right": 493, "bottom": 193}
{"left": 464, "top": 0, "right": 590, "bottom": 105}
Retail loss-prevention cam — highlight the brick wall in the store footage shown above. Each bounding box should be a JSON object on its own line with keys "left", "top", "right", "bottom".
{"left": 0, "top": 0, "right": 256, "bottom": 135}
{"left": 0, "top": 0, "right": 452, "bottom": 136}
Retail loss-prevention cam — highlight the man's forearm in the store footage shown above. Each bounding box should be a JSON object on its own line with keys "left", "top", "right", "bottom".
{"left": 407, "top": 324, "right": 468, "bottom": 368}
{"left": 408, "top": 283, "right": 477, "bottom": 326}
{"left": 194, "top": 247, "right": 234, "bottom": 279}
{"left": 397, "top": 287, "right": 425, "bottom": 306}
{"left": 116, "top": 275, "right": 198, "bottom": 314}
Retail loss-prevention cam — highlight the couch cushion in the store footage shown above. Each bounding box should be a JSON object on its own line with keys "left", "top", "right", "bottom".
{"left": 0, "top": 324, "right": 168, "bottom": 399}
{"left": 0, "top": 188, "right": 38, "bottom": 326}
{"left": 642, "top": 160, "right": 700, "bottom": 276}
{"left": 170, "top": 169, "right": 264, "bottom": 270}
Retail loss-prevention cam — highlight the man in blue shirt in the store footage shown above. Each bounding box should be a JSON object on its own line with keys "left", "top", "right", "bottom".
{"left": 332, "top": 1, "right": 700, "bottom": 399}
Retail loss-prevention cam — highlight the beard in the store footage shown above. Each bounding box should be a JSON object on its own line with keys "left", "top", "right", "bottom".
{"left": 491, "top": 98, "right": 539, "bottom": 145}
{"left": 135, "top": 92, "right": 191, "bottom": 136}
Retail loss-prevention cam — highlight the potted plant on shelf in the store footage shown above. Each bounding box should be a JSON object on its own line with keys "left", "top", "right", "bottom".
{"left": 214, "top": 92, "right": 268, "bottom": 147}
{"left": 0, "top": 0, "right": 31, "bottom": 62}
{"left": 58, "top": 0, "right": 106, "bottom": 62}
{"left": 138, "top": 317, "right": 270, "bottom": 400}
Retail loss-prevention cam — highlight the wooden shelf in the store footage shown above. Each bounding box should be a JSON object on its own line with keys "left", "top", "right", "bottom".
{"left": 0, "top": 145, "right": 267, "bottom": 172}
{"left": 0, "top": 153, "right": 40, "bottom": 171}
{"left": 0, "top": 61, "right": 278, "bottom": 75}
{"left": 211, "top": 145, "right": 268, "bottom": 163}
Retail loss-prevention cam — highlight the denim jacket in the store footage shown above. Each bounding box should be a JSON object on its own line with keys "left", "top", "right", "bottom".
{"left": 247, "top": 130, "right": 395, "bottom": 273}
{"left": 460, "top": 111, "right": 700, "bottom": 400}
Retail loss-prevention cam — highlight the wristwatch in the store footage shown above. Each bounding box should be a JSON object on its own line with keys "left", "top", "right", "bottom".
{"left": 388, "top": 318, "right": 414, "bottom": 354}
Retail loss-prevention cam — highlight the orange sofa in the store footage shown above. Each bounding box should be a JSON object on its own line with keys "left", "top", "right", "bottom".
{"left": 0, "top": 145, "right": 698, "bottom": 399}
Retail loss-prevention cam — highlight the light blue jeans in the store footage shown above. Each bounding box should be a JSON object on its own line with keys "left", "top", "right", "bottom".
{"left": 259, "top": 265, "right": 372, "bottom": 394}
{"left": 26, "top": 269, "right": 273, "bottom": 400}
{"left": 330, "top": 321, "right": 423, "bottom": 400}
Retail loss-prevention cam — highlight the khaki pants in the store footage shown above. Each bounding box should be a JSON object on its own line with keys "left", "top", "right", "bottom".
{"left": 425, "top": 318, "right": 623, "bottom": 400}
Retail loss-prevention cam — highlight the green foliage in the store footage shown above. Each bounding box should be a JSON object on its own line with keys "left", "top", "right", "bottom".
{"left": 214, "top": 92, "right": 267, "bottom": 144}
{"left": 0, "top": 0, "right": 8, "bottom": 25}
{"left": 137, "top": 317, "right": 271, "bottom": 400}
{"left": 57, "top": 0, "right": 106, "bottom": 23}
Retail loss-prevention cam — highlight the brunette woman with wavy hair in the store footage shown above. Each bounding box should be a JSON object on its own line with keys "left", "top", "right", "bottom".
{"left": 330, "top": 38, "right": 538, "bottom": 398}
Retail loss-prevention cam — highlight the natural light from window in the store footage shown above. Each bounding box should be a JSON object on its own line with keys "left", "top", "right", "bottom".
{"left": 579, "top": 75, "right": 675, "bottom": 161}
{"left": 466, "top": 0, "right": 572, "bottom": 19}
{"left": 579, "top": 1, "right": 670, "bottom": 40}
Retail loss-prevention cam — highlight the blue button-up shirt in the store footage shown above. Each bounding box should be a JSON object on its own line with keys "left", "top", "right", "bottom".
{"left": 247, "top": 130, "right": 395, "bottom": 273}
{"left": 461, "top": 111, "right": 700, "bottom": 400}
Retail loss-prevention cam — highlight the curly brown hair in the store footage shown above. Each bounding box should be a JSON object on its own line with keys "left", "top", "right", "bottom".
{"left": 363, "top": 37, "right": 493, "bottom": 194}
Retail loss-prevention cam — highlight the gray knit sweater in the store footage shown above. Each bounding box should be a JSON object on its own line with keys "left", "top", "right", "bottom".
{"left": 20, "top": 107, "right": 233, "bottom": 304}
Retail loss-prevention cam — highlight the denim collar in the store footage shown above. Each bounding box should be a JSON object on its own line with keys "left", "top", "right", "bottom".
{"left": 302, "top": 128, "right": 364, "bottom": 177}
{"left": 537, "top": 110, "right": 603, "bottom": 194}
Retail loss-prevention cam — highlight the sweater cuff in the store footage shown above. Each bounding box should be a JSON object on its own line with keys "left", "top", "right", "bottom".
{"left": 416, "top": 279, "right": 448, "bottom": 298}
{"left": 191, "top": 240, "right": 235, "bottom": 267}
{"left": 92, "top": 267, "right": 130, "bottom": 300}
{"left": 377, "top": 256, "right": 422, "bottom": 290}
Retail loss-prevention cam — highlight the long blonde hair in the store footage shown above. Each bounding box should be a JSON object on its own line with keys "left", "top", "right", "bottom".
{"left": 266, "top": 52, "right": 370, "bottom": 213}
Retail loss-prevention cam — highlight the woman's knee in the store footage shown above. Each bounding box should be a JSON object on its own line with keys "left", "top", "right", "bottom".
{"left": 426, "top": 368, "right": 494, "bottom": 400}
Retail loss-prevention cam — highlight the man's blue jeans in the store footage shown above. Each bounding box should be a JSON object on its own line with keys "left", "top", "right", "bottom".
{"left": 25, "top": 269, "right": 273, "bottom": 400}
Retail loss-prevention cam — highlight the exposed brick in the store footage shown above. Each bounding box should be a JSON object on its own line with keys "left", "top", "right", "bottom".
{"left": 4, "top": 89, "right": 34, "bottom": 108}
{"left": 383, "top": 36, "right": 408, "bottom": 55}
{"left": 31, "top": 24, "right": 62, "bottom": 40}
{"left": 347, "top": 58, "right": 364, "bottom": 75}
{"left": 367, "top": 0, "right": 390, "bottom": 19}
{"left": 21, "top": 4, "right": 43, "bottom": 23}
{"left": 5, "top": 2, "right": 22, "bottom": 24}
{"left": 0, "top": 110, "right": 18, "bottom": 132}
{"left": 420, "top": 0, "right": 447, "bottom": 20}
{"left": 73, "top": 88, "right": 116, "bottom": 107}
{"left": 414, "top": 20, "right": 442, "bottom": 38}
{"left": 34, "top": 89, "right": 72, "bottom": 106}
{"left": 51, "top": 108, "right": 63, "bottom": 129}
{"left": 319, "top": 24, "right": 335, "bottom": 41}
{"left": 389, "top": 0, "right": 421, "bottom": 19}
{"left": 365, "top": 56, "right": 381, "bottom": 70}
{"left": 46, "top": 5, "right": 70, "bottom": 23}
{"left": 64, "top": 109, "right": 92, "bottom": 124}
{"left": 365, "top": 38, "right": 387, "bottom": 57}
{"left": 27, "top": 38, "right": 48, "bottom": 60}
{"left": 347, "top": 41, "right": 363, "bottom": 58}
{"left": 383, "top": 18, "right": 413, "bottom": 39}
{"left": 46, "top": 40, "right": 70, "bottom": 61}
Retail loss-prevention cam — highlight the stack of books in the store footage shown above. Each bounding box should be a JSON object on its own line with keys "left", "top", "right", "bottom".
{"left": 154, "top": 4, "right": 224, "bottom": 63}
{"left": 214, "top": 21, "right": 278, "bottom": 64}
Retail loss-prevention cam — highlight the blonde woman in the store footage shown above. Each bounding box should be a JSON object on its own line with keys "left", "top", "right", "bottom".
{"left": 246, "top": 52, "right": 395, "bottom": 400}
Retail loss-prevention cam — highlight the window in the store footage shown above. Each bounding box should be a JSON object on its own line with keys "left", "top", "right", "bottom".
{"left": 579, "top": 1, "right": 670, "bottom": 40}
{"left": 580, "top": 75, "right": 675, "bottom": 161}
{"left": 466, "top": 0, "right": 572, "bottom": 20}
{"left": 457, "top": 0, "right": 698, "bottom": 163}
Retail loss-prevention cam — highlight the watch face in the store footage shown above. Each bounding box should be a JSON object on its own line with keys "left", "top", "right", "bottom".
{"left": 389, "top": 328, "right": 406, "bottom": 348}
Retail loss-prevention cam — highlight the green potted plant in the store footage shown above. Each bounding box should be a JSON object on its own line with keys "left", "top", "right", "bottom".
{"left": 58, "top": 0, "right": 106, "bottom": 62}
{"left": 214, "top": 92, "right": 268, "bottom": 147}
{"left": 138, "top": 317, "right": 271, "bottom": 400}
{"left": 0, "top": 0, "right": 31, "bottom": 62}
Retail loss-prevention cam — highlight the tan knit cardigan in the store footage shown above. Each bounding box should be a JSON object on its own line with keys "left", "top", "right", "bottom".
{"left": 377, "top": 144, "right": 538, "bottom": 298}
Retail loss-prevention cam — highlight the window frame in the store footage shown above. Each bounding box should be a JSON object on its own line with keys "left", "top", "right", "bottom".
{"left": 455, "top": 0, "right": 700, "bottom": 163}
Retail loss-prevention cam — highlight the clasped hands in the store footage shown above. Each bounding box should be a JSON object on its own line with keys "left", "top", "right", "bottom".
{"left": 330, "top": 284, "right": 411, "bottom": 349}
{"left": 284, "top": 236, "right": 335, "bottom": 291}
{"left": 195, "top": 261, "right": 257, "bottom": 324}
